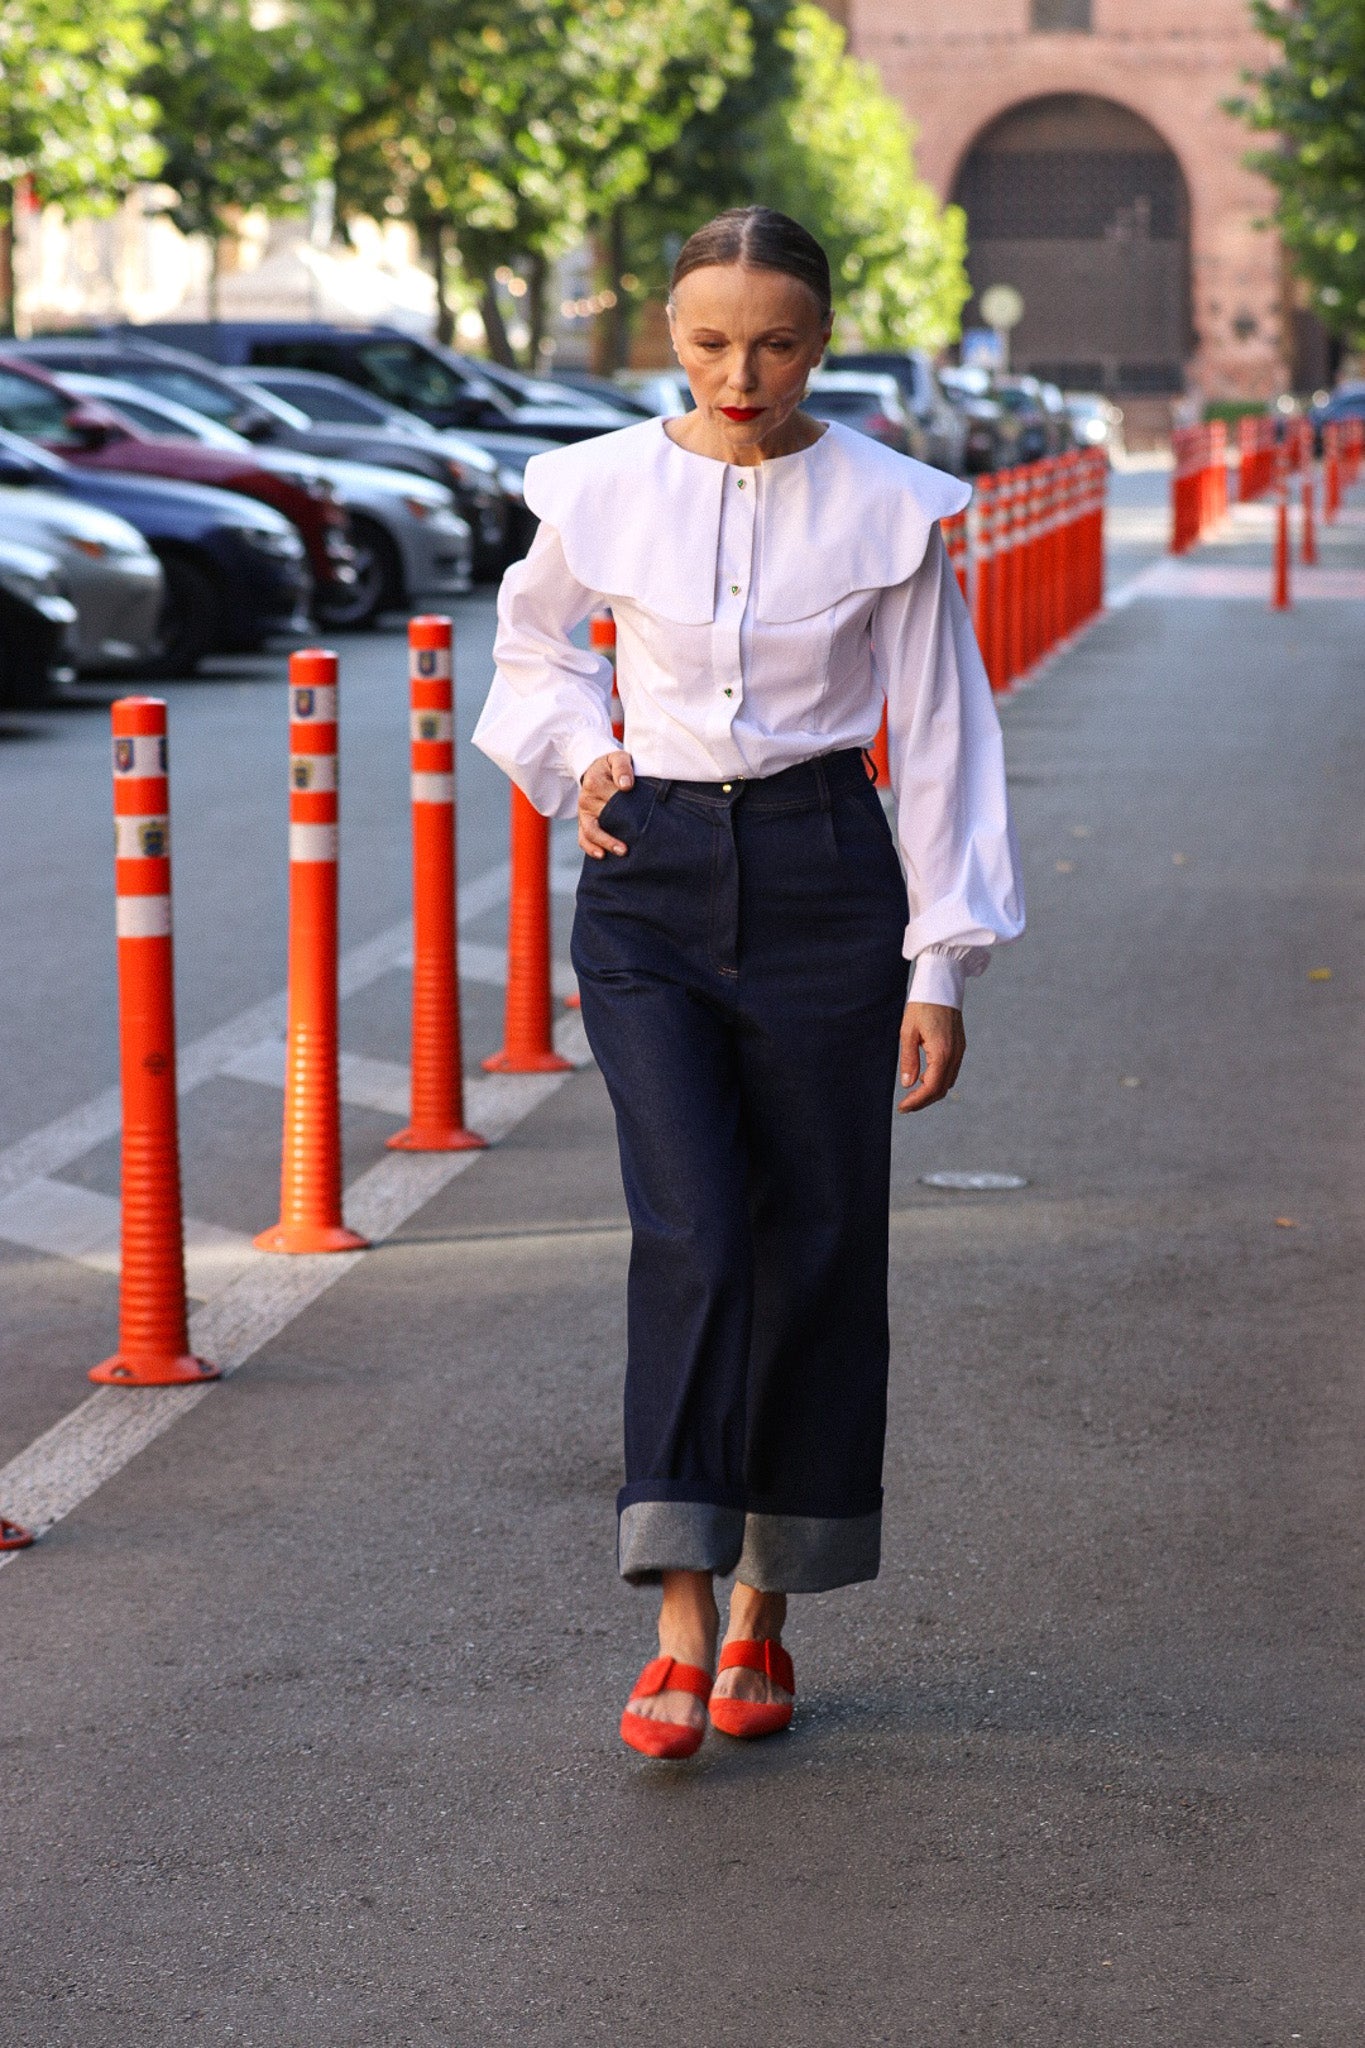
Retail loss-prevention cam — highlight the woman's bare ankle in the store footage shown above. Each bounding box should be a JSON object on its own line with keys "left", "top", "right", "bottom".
{"left": 724, "top": 1582, "right": 787, "bottom": 1646}
{"left": 657, "top": 1568, "right": 719, "bottom": 1669}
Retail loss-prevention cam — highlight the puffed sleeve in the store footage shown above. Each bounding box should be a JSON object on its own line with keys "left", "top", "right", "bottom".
{"left": 873, "top": 526, "right": 1025, "bottom": 1009}
{"left": 472, "top": 521, "right": 618, "bottom": 819}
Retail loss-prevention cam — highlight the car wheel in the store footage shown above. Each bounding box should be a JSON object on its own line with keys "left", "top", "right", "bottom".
{"left": 142, "top": 553, "right": 221, "bottom": 680}
{"left": 315, "top": 517, "right": 400, "bottom": 630}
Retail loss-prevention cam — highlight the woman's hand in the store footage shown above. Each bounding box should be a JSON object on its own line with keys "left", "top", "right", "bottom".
{"left": 578, "top": 750, "right": 635, "bottom": 859}
{"left": 897, "top": 1002, "right": 965, "bottom": 1113}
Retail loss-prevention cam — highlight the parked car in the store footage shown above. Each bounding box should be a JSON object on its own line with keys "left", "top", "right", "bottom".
{"left": 0, "top": 535, "right": 77, "bottom": 707}
{"left": 803, "top": 371, "right": 915, "bottom": 454}
{"left": 612, "top": 371, "right": 694, "bottom": 417}
{"left": 0, "top": 429, "right": 309, "bottom": 676}
{"left": 1308, "top": 379, "right": 1365, "bottom": 453}
{"left": 1064, "top": 391, "right": 1125, "bottom": 461}
{"left": 0, "top": 353, "right": 357, "bottom": 609}
{"left": 473, "top": 356, "right": 640, "bottom": 432}
{"left": 825, "top": 350, "right": 965, "bottom": 471}
{"left": 547, "top": 369, "right": 657, "bottom": 416}
{"left": 992, "top": 377, "right": 1054, "bottom": 463}
{"left": 85, "top": 322, "right": 630, "bottom": 442}
{"left": 0, "top": 483, "right": 163, "bottom": 672}
{"left": 939, "top": 365, "right": 1020, "bottom": 473}
{"left": 1038, "top": 382, "right": 1076, "bottom": 454}
{"left": 222, "top": 366, "right": 514, "bottom": 576}
{"left": 57, "top": 376, "right": 472, "bottom": 628}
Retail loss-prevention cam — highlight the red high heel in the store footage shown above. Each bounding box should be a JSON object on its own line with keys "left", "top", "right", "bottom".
{"left": 708, "top": 1639, "right": 795, "bottom": 1739}
{"left": 620, "top": 1655, "right": 714, "bottom": 1760}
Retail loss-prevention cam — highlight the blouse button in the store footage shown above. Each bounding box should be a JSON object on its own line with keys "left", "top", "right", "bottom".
{"left": 736, "top": 478, "right": 746, "bottom": 489}
{"left": 730, "top": 583, "right": 740, "bottom": 595}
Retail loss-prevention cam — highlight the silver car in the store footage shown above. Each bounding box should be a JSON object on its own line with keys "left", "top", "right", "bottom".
{"left": 60, "top": 376, "right": 474, "bottom": 629}
{"left": 0, "top": 486, "right": 163, "bottom": 671}
{"left": 0, "top": 536, "right": 78, "bottom": 705}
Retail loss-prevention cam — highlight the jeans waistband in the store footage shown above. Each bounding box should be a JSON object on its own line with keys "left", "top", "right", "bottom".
{"left": 641, "top": 748, "right": 874, "bottom": 814}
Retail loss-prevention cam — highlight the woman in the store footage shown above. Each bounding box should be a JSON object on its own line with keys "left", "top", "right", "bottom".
{"left": 474, "top": 208, "right": 1023, "bottom": 1760}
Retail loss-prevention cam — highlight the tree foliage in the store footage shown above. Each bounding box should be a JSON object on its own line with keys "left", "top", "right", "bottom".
{"left": 1234, "top": 0, "right": 1365, "bottom": 346}
{"left": 333, "top": 0, "right": 749, "bottom": 355}
{"left": 141, "top": 0, "right": 352, "bottom": 311}
{"left": 0, "top": 0, "right": 160, "bottom": 200}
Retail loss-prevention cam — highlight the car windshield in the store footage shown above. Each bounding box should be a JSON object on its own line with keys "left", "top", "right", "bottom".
{"left": 994, "top": 387, "right": 1035, "bottom": 414}
{"left": 354, "top": 341, "right": 488, "bottom": 414}
{"left": 251, "top": 376, "right": 391, "bottom": 426}
{"left": 0, "top": 367, "right": 76, "bottom": 444}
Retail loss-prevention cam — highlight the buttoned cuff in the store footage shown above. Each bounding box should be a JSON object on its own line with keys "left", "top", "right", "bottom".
{"left": 907, "top": 949, "right": 966, "bottom": 1009}
{"left": 562, "top": 726, "right": 620, "bottom": 791}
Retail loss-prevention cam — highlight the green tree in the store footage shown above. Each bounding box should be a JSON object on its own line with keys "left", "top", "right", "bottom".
{"left": 141, "top": 0, "right": 355, "bottom": 317}
{"left": 0, "top": 0, "right": 161, "bottom": 332}
{"left": 1234, "top": 0, "right": 1365, "bottom": 348}
{"left": 333, "top": 0, "right": 749, "bottom": 360}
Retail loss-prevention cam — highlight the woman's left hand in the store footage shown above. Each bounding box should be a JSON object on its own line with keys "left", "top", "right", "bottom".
{"left": 897, "top": 1002, "right": 965, "bottom": 1113}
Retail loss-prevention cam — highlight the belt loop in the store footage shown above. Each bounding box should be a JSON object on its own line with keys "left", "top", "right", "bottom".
{"left": 815, "top": 756, "right": 831, "bottom": 812}
{"left": 657, "top": 779, "right": 674, "bottom": 804}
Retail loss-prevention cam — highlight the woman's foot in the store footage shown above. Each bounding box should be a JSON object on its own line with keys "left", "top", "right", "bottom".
{"left": 710, "top": 1584, "right": 792, "bottom": 1714}
{"left": 622, "top": 1569, "right": 718, "bottom": 1741}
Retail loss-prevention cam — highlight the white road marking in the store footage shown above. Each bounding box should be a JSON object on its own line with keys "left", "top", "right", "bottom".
{"left": 0, "top": 1015, "right": 591, "bottom": 1559}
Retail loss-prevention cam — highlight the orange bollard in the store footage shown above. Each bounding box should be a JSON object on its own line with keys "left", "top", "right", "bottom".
{"left": 91, "top": 698, "right": 218, "bottom": 1385}
{"left": 1, "top": 1515, "right": 35, "bottom": 1550}
{"left": 255, "top": 651, "right": 368, "bottom": 1255}
{"left": 388, "top": 619, "right": 486, "bottom": 1153}
{"left": 1300, "top": 470, "right": 1317, "bottom": 565}
{"left": 483, "top": 787, "right": 573, "bottom": 1074}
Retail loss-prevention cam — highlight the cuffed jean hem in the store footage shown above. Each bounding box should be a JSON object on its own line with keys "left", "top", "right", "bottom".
{"left": 618, "top": 1501, "right": 881, "bottom": 1593}
{"left": 618, "top": 1500, "right": 745, "bottom": 1585}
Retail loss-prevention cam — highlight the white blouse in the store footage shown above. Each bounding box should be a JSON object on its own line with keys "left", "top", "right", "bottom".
{"left": 473, "top": 417, "right": 1024, "bottom": 1008}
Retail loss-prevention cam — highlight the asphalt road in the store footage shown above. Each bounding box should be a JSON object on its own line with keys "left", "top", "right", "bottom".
{"left": 1, "top": 476, "right": 1361, "bottom": 2044}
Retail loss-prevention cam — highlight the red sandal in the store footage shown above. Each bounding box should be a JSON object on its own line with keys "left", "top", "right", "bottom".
{"left": 708, "top": 1639, "right": 795, "bottom": 1739}
{"left": 620, "top": 1655, "right": 714, "bottom": 1760}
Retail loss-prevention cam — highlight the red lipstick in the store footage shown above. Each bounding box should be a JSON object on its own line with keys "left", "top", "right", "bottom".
{"left": 720, "top": 406, "right": 763, "bottom": 421}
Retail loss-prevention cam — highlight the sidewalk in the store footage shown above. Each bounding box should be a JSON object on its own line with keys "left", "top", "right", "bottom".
{"left": 2, "top": 492, "right": 1363, "bottom": 2044}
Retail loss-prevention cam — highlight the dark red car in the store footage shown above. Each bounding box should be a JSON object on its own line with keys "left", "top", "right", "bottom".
{"left": 0, "top": 353, "right": 356, "bottom": 601}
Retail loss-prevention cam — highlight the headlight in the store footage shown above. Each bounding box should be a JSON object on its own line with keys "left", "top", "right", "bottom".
{"left": 229, "top": 522, "right": 306, "bottom": 561}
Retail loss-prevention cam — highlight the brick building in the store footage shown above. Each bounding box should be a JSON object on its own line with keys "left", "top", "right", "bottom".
{"left": 842, "top": 0, "right": 1316, "bottom": 403}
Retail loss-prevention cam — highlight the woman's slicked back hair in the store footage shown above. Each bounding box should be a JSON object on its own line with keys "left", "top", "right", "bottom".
{"left": 670, "top": 207, "right": 832, "bottom": 320}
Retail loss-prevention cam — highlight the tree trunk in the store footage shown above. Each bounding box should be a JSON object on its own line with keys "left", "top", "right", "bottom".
{"left": 605, "top": 207, "right": 629, "bottom": 372}
{"left": 207, "top": 236, "right": 221, "bottom": 324}
{"left": 526, "top": 252, "right": 548, "bottom": 370}
{"left": 479, "top": 274, "right": 516, "bottom": 367}
{"left": 421, "top": 219, "right": 454, "bottom": 345}
{"left": 0, "top": 185, "right": 16, "bottom": 338}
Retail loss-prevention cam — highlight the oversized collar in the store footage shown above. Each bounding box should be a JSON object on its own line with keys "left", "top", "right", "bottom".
{"left": 521, "top": 417, "right": 971, "bottom": 624}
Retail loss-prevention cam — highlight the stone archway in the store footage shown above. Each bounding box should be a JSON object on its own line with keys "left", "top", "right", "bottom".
{"left": 952, "top": 94, "right": 1194, "bottom": 396}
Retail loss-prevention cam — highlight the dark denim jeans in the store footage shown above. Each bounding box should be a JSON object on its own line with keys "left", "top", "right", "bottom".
{"left": 571, "top": 748, "right": 910, "bottom": 1593}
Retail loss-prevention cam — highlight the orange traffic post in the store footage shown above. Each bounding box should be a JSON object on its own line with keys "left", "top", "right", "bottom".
{"left": 1272, "top": 447, "right": 1291, "bottom": 612}
{"left": 0, "top": 1515, "right": 35, "bottom": 1550}
{"left": 483, "top": 786, "right": 573, "bottom": 1074}
{"left": 1300, "top": 467, "right": 1318, "bottom": 566}
{"left": 255, "top": 651, "right": 368, "bottom": 1255}
{"left": 1323, "top": 426, "right": 1340, "bottom": 522}
{"left": 388, "top": 618, "right": 486, "bottom": 1153}
{"left": 91, "top": 698, "right": 218, "bottom": 1386}
{"left": 971, "top": 476, "right": 999, "bottom": 691}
